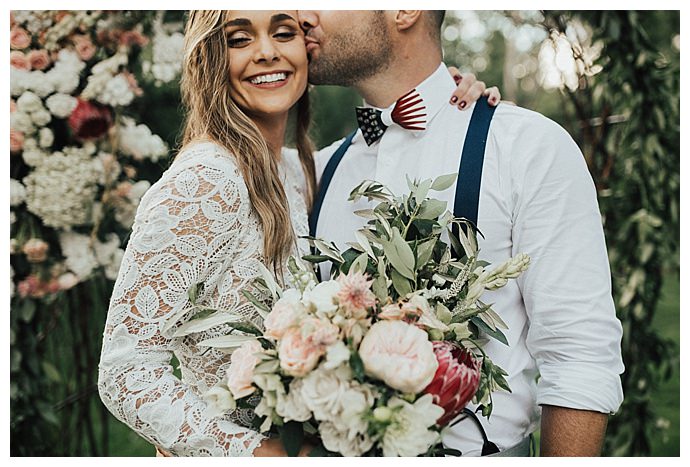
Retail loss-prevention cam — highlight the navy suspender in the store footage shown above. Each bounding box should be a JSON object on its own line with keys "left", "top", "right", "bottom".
{"left": 309, "top": 96, "right": 496, "bottom": 242}
{"left": 453, "top": 96, "right": 496, "bottom": 229}
{"left": 308, "top": 130, "right": 357, "bottom": 237}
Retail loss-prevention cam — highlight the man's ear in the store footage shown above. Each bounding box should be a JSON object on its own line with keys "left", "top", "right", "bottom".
{"left": 394, "top": 10, "right": 424, "bottom": 31}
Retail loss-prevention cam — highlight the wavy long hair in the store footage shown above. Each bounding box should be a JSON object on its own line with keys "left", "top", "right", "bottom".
{"left": 180, "top": 10, "right": 316, "bottom": 274}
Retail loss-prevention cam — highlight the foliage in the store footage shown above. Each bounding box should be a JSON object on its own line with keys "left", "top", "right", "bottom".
{"left": 539, "top": 10, "right": 680, "bottom": 456}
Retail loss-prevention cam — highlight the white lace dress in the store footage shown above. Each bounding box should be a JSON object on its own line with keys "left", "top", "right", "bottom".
{"left": 97, "top": 141, "right": 310, "bottom": 456}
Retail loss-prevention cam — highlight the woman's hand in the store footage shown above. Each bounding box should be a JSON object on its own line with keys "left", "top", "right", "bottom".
{"left": 253, "top": 438, "right": 314, "bottom": 457}
{"left": 447, "top": 66, "right": 501, "bottom": 110}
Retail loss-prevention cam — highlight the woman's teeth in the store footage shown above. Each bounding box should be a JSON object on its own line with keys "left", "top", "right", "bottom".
{"left": 250, "top": 73, "right": 287, "bottom": 84}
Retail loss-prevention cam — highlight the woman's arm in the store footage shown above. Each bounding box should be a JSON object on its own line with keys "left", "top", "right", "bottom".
{"left": 98, "top": 148, "right": 267, "bottom": 456}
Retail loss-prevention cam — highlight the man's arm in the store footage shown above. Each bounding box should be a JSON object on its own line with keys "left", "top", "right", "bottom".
{"left": 539, "top": 405, "right": 608, "bottom": 456}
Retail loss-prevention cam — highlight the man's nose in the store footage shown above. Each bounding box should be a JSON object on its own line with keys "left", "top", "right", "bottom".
{"left": 298, "top": 10, "right": 318, "bottom": 33}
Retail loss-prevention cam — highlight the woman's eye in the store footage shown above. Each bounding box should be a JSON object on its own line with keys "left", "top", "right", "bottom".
{"left": 274, "top": 31, "right": 296, "bottom": 40}
{"left": 227, "top": 36, "right": 250, "bottom": 47}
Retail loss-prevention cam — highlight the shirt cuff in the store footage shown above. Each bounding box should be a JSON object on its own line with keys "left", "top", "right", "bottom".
{"left": 536, "top": 362, "right": 624, "bottom": 414}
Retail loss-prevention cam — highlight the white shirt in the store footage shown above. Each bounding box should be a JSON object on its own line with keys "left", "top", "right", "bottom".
{"left": 314, "top": 64, "right": 624, "bottom": 456}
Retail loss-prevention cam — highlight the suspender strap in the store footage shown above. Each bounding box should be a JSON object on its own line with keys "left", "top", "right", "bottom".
{"left": 309, "top": 130, "right": 357, "bottom": 237}
{"left": 453, "top": 96, "right": 496, "bottom": 231}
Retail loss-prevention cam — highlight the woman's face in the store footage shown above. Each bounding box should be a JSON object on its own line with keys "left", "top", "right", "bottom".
{"left": 225, "top": 10, "right": 308, "bottom": 120}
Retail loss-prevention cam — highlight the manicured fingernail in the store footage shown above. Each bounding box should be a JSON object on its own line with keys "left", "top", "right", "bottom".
{"left": 459, "top": 100, "right": 467, "bottom": 109}
{"left": 454, "top": 75, "right": 462, "bottom": 83}
{"left": 450, "top": 96, "right": 458, "bottom": 104}
{"left": 490, "top": 97, "right": 496, "bottom": 104}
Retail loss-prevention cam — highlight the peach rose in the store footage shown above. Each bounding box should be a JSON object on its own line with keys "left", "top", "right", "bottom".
{"left": 10, "top": 99, "right": 17, "bottom": 113}
{"left": 278, "top": 327, "right": 323, "bottom": 377}
{"left": 358, "top": 320, "right": 438, "bottom": 394}
{"left": 10, "top": 27, "right": 31, "bottom": 50}
{"left": 10, "top": 51, "right": 30, "bottom": 70}
{"left": 10, "top": 129, "right": 24, "bottom": 153}
{"left": 27, "top": 49, "right": 51, "bottom": 70}
{"left": 264, "top": 289, "right": 304, "bottom": 340}
{"left": 72, "top": 34, "right": 96, "bottom": 61}
{"left": 226, "top": 340, "right": 263, "bottom": 400}
{"left": 302, "top": 317, "right": 340, "bottom": 347}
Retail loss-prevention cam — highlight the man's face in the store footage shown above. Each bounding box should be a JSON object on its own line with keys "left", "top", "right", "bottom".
{"left": 298, "top": 10, "right": 394, "bottom": 86}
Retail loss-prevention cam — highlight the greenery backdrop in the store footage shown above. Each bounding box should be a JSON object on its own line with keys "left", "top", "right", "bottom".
{"left": 9, "top": 10, "right": 679, "bottom": 456}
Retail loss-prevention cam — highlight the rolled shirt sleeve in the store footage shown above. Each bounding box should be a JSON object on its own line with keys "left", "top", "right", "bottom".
{"left": 510, "top": 113, "right": 625, "bottom": 414}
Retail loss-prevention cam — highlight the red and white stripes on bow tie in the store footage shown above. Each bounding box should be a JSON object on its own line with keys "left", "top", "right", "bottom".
{"left": 391, "top": 88, "right": 426, "bottom": 131}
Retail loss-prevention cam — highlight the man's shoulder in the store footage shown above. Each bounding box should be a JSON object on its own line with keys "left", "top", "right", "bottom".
{"left": 492, "top": 103, "right": 569, "bottom": 140}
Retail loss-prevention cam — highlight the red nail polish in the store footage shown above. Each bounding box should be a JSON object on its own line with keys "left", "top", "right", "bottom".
{"left": 451, "top": 96, "right": 458, "bottom": 103}
{"left": 459, "top": 101, "right": 466, "bottom": 109}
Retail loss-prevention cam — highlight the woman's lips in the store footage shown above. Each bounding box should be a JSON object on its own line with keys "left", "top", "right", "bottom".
{"left": 246, "top": 72, "right": 292, "bottom": 89}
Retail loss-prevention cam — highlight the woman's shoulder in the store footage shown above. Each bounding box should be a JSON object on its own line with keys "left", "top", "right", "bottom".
{"left": 174, "top": 140, "right": 239, "bottom": 170}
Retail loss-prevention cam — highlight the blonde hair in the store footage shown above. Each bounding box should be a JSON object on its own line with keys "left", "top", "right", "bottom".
{"left": 180, "top": 10, "right": 316, "bottom": 274}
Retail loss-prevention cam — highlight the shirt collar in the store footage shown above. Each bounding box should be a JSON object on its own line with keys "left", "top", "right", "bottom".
{"left": 361, "top": 63, "right": 455, "bottom": 140}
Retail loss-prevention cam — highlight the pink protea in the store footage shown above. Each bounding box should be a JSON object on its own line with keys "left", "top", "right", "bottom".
{"left": 423, "top": 341, "right": 481, "bottom": 426}
{"left": 336, "top": 269, "right": 376, "bottom": 317}
{"left": 68, "top": 98, "right": 113, "bottom": 141}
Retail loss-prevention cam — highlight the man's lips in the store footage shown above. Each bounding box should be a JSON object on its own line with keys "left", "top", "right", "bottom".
{"left": 304, "top": 36, "right": 319, "bottom": 53}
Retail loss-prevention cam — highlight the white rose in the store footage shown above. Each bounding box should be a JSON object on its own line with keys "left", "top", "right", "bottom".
{"left": 31, "top": 108, "right": 51, "bottom": 126}
{"left": 38, "top": 127, "right": 54, "bottom": 148}
{"left": 11, "top": 68, "right": 29, "bottom": 97}
{"left": 302, "top": 280, "right": 341, "bottom": 316}
{"left": 275, "top": 378, "right": 312, "bottom": 423}
{"left": 381, "top": 395, "right": 444, "bottom": 457}
{"left": 10, "top": 179, "right": 26, "bottom": 206}
{"left": 322, "top": 341, "right": 350, "bottom": 370}
{"left": 320, "top": 420, "right": 374, "bottom": 457}
{"left": 16, "top": 91, "right": 43, "bottom": 113}
{"left": 10, "top": 111, "right": 35, "bottom": 134}
{"left": 202, "top": 385, "right": 236, "bottom": 418}
{"left": 300, "top": 365, "right": 350, "bottom": 422}
{"left": 45, "top": 93, "right": 78, "bottom": 118}
{"left": 358, "top": 320, "right": 438, "bottom": 394}
{"left": 27, "top": 70, "right": 54, "bottom": 97}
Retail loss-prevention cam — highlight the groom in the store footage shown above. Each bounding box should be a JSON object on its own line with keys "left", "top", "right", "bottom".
{"left": 300, "top": 10, "right": 624, "bottom": 457}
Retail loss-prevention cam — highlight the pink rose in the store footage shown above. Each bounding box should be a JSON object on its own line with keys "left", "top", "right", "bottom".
{"left": 302, "top": 317, "right": 340, "bottom": 347}
{"left": 68, "top": 98, "right": 113, "bottom": 141}
{"left": 72, "top": 34, "right": 96, "bottom": 61}
{"left": 10, "top": 128, "right": 24, "bottom": 153}
{"left": 118, "top": 29, "right": 149, "bottom": 48}
{"left": 10, "top": 27, "right": 31, "bottom": 50}
{"left": 226, "top": 340, "right": 263, "bottom": 399}
{"left": 278, "top": 327, "right": 323, "bottom": 377}
{"left": 358, "top": 320, "right": 438, "bottom": 393}
{"left": 264, "top": 289, "right": 304, "bottom": 340}
{"left": 10, "top": 51, "right": 30, "bottom": 70}
{"left": 27, "top": 49, "right": 51, "bottom": 70}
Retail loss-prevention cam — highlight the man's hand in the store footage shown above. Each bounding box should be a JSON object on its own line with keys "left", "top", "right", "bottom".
{"left": 540, "top": 405, "right": 609, "bottom": 456}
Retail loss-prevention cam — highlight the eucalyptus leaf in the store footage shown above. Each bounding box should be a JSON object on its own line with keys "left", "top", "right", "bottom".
{"left": 391, "top": 268, "right": 413, "bottom": 297}
{"left": 430, "top": 173, "right": 458, "bottom": 191}
{"left": 197, "top": 334, "right": 259, "bottom": 349}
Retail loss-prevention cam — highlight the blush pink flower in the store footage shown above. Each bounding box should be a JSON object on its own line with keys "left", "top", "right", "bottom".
{"left": 27, "top": 49, "right": 51, "bottom": 70}
{"left": 72, "top": 34, "right": 96, "bottom": 61}
{"left": 22, "top": 238, "right": 50, "bottom": 263}
{"left": 226, "top": 340, "right": 263, "bottom": 399}
{"left": 336, "top": 269, "right": 376, "bottom": 317}
{"left": 10, "top": 27, "right": 31, "bottom": 50}
{"left": 11, "top": 99, "right": 17, "bottom": 113}
{"left": 118, "top": 29, "right": 149, "bottom": 48}
{"left": 358, "top": 320, "right": 438, "bottom": 393}
{"left": 423, "top": 341, "right": 481, "bottom": 426}
{"left": 264, "top": 289, "right": 304, "bottom": 340}
{"left": 278, "top": 327, "right": 323, "bottom": 377}
{"left": 10, "top": 129, "right": 24, "bottom": 153}
{"left": 10, "top": 51, "right": 30, "bottom": 70}
{"left": 302, "top": 317, "right": 340, "bottom": 347}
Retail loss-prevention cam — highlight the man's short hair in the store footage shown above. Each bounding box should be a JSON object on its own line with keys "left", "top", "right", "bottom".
{"left": 427, "top": 10, "right": 445, "bottom": 44}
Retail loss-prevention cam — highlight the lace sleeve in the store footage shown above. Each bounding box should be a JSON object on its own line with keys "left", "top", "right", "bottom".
{"left": 97, "top": 144, "right": 267, "bottom": 456}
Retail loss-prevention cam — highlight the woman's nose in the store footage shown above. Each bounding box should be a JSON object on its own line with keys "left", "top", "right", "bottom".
{"left": 253, "top": 37, "right": 280, "bottom": 63}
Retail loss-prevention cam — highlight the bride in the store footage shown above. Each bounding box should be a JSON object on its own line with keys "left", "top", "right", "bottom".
{"left": 97, "top": 10, "right": 499, "bottom": 457}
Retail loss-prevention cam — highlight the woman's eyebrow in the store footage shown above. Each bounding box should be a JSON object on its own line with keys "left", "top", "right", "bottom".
{"left": 270, "top": 13, "right": 296, "bottom": 25}
{"left": 225, "top": 18, "right": 251, "bottom": 28}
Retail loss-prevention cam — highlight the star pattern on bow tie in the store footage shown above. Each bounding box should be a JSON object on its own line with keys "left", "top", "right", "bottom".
{"left": 355, "top": 89, "right": 427, "bottom": 146}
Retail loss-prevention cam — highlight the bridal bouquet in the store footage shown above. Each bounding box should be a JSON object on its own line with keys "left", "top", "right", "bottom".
{"left": 185, "top": 175, "right": 529, "bottom": 456}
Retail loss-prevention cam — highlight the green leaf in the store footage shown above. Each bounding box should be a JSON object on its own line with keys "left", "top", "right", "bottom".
{"left": 197, "top": 334, "right": 259, "bottom": 349}
{"left": 470, "top": 316, "right": 509, "bottom": 346}
{"left": 391, "top": 268, "right": 413, "bottom": 297}
{"left": 430, "top": 173, "right": 458, "bottom": 192}
{"left": 278, "top": 421, "right": 304, "bottom": 457}
{"left": 241, "top": 290, "right": 271, "bottom": 316}
{"left": 385, "top": 227, "right": 416, "bottom": 280}
{"left": 416, "top": 238, "right": 437, "bottom": 267}
{"left": 42, "top": 361, "right": 61, "bottom": 383}
{"left": 19, "top": 300, "right": 36, "bottom": 323}
{"left": 350, "top": 350, "right": 366, "bottom": 383}
{"left": 417, "top": 199, "right": 448, "bottom": 220}
{"left": 414, "top": 178, "right": 433, "bottom": 202}
{"left": 350, "top": 252, "right": 370, "bottom": 274}
{"left": 188, "top": 283, "right": 200, "bottom": 303}
{"left": 301, "top": 254, "right": 330, "bottom": 264}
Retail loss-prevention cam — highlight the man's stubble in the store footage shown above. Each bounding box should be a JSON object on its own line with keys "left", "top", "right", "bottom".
{"left": 307, "top": 12, "right": 394, "bottom": 87}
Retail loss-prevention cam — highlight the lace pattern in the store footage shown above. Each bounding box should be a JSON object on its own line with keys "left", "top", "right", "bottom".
{"left": 98, "top": 141, "right": 310, "bottom": 456}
